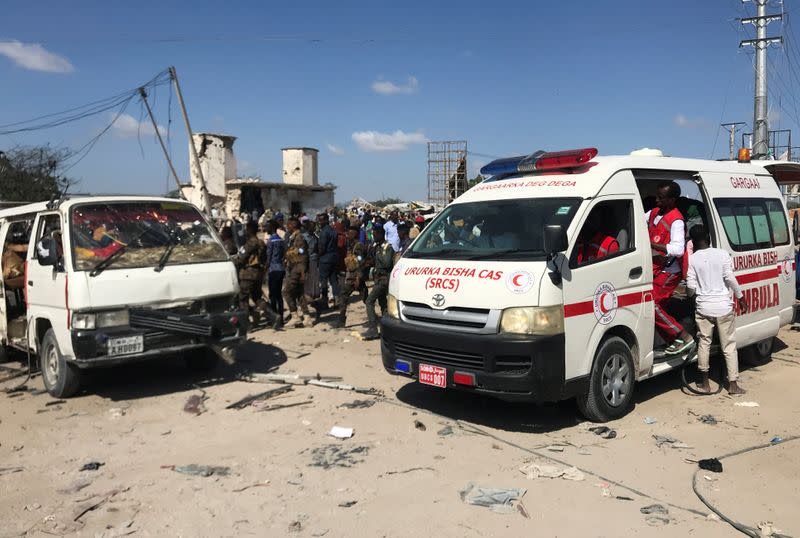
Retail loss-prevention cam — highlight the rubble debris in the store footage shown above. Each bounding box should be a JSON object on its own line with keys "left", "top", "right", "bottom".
{"left": 0, "top": 466, "right": 23, "bottom": 476}
{"left": 380, "top": 467, "right": 435, "bottom": 477}
{"left": 79, "top": 461, "right": 105, "bottom": 472}
{"left": 771, "top": 436, "right": 784, "bottom": 444}
{"left": 254, "top": 400, "right": 312, "bottom": 412}
{"left": 643, "top": 417, "right": 657, "bottom": 425}
{"left": 545, "top": 445, "right": 565, "bottom": 452}
{"left": 73, "top": 487, "right": 128, "bottom": 522}
{"left": 246, "top": 372, "right": 343, "bottom": 385}
{"left": 232, "top": 480, "right": 270, "bottom": 492}
{"left": 45, "top": 399, "right": 66, "bottom": 406}
{"left": 226, "top": 385, "right": 293, "bottom": 409}
{"left": 652, "top": 435, "right": 692, "bottom": 449}
{"left": 698, "top": 458, "right": 723, "bottom": 473}
{"left": 758, "top": 521, "right": 782, "bottom": 537}
{"left": 640, "top": 504, "right": 670, "bottom": 526}
{"left": 734, "top": 401, "right": 760, "bottom": 407}
{"left": 458, "top": 482, "right": 527, "bottom": 515}
{"left": 519, "top": 463, "right": 585, "bottom": 481}
{"left": 588, "top": 426, "right": 617, "bottom": 439}
{"left": 338, "top": 500, "right": 358, "bottom": 508}
{"left": 307, "top": 379, "right": 383, "bottom": 396}
{"left": 414, "top": 420, "right": 426, "bottom": 431}
{"left": 109, "top": 408, "right": 126, "bottom": 418}
{"left": 168, "top": 464, "right": 231, "bottom": 477}
{"left": 437, "top": 426, "right": 454, "bottom": 437}
{"left": 338, "top": 399, "right": 376, "bottom": 409}
{"left": 57, "top": 478, "right": 93, "bottom": 494}
{"left": 328, "top": 426, "right": 354, "bottom": 439}
{"left": 307, "top": 445, "right": 369, "bottom": 469}
{"left": 698, "top": 414, "right": 718, "bottom": 425}
{"left": 616, "top": 496, "right": 634, "bottom": 501}
{"left": 183, "top": 393, "right": 207, "bottom": 416}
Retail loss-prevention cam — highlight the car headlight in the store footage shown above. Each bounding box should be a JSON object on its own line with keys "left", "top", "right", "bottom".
{"left": 386, "top": 294, "right": 400, "bottom": 319}
{"left": 71, "top": 312, "right": 96, "bottom": 330}
{"left": 500, "top": 306, "right": 564, "bottom": 335}
{"left": 96, "top": 310, "right": 130, "bottom": 328}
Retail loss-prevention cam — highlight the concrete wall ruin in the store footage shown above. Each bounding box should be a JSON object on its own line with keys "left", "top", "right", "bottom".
{"left": 281, "top": 147, "right": 318, "bottom": 186}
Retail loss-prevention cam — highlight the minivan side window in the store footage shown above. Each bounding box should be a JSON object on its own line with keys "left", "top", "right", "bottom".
{"left": 714, "top": 198, "right": 789, "bottom": 251}
{"left": 570, "top": 199, "right": 634, "bottom": 268}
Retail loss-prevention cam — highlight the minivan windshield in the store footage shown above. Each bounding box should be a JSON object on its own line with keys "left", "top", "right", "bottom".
{"left": 407, "top": 197, "right": 582, "bottom": 260}
{"left": 70, "top": 201, "right": 228, "bottom": 272}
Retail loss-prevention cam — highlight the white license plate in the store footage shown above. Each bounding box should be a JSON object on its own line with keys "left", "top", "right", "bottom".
{"left": 108, "top": 335, "right": 144, "bottom": 356}
{"left": 419, "top": 363, "right": 447, "bottom": 388}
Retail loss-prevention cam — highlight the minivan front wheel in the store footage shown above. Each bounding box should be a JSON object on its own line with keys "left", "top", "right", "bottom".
{"left": 40, "top": 328, "right": 81, "bottom": 398}
{"left": 577, "top": 337, "right": 635, "bottom": 422}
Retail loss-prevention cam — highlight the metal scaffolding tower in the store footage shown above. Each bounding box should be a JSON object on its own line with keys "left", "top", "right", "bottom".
{"left": 427, "top": 140, "right": 467, "bottom": 206}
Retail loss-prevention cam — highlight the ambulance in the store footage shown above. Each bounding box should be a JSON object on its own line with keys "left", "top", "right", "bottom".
{"left": 0, "top": 196, "right": 246, "bottom": 397}
{"left": 381, "top": 148, "right": 798, "bottom": 421}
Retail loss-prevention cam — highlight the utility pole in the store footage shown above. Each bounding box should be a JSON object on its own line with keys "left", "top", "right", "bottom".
{"left": 721, "top": 122, "right": 747, "bottom": 159}
{"left": 169, "top": 66, "right": 211, "bottom": 212}
{"left": 139, "top": 87, "right": 185, "bottom": 197}
{"left": 740, "top": 0, "right": 782, "bottom": 159}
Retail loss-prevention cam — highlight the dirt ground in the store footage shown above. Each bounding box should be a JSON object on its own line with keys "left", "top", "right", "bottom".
{"left": 1, "top": 301, "right": 799, "bottom": 538}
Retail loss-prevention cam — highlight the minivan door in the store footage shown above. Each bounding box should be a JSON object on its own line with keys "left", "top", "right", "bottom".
{"left": 561, "top": 174, "right": 653, "bottom": 382}
{"left": 0, "top": 219, "right": 9, "bottom": 346}
{"left": 26, "top": 212, "right": 68, "bottom": 350}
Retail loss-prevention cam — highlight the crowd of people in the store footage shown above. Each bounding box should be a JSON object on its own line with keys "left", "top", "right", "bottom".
{"left": 221, "top": 208, "right": 428, "bottom": 340}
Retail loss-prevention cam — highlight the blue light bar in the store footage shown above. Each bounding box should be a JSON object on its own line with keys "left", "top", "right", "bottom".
{"left": 480, "top": 150, "right": 545, "bottom": 176}
{"left": 394, "top": 359, "right": 412, "bottom": 374}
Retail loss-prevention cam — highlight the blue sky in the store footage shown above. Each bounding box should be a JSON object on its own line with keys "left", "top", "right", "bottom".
{"left": 2, "top": 0, "right": 799, "bottom": 202}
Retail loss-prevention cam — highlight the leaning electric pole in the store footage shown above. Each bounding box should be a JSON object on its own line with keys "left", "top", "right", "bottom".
{"left": 740, "top": 0, "right": 782, "bottom": 158}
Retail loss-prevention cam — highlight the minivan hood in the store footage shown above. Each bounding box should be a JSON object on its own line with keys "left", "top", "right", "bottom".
{"left": 389, "top": 258, "right": 548, "bottom": 310}
{"left": 68, "top": 261, "right": 239, "bottom": 311}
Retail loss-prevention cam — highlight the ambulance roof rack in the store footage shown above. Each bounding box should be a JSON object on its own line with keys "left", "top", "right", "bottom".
{"left": 480, "top": 148, "right": 598, "bottom": 178}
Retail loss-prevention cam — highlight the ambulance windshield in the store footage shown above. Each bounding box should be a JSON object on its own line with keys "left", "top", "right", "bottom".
{"left": 70, "top": 201, "right": 228, "bottom": 272}
{"left": 407, "top": 198, "right": 581, "bottom": 261}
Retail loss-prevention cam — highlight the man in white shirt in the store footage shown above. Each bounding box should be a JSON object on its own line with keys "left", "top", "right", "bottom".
{"left": 383, "top": 210, "right": 401, "bottom": 252}
{"left": 686, "top": 224, "right": 748, "bottom": 395}
{"left": 646, "top": 181, "right": 694, "bottom": 355}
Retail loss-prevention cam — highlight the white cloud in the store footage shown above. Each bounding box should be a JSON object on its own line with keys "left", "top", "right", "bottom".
{"left": 326, "top": 143, "right": 345, "bottom": 155}
{"left": 112, "top": 113, "right": 166, "bottom": 138}
{"left": 351, "top": 130, "right": 428, "bottom": 152}
{"left": 0, "top": 40, "right": 73, "bottom": 73}
{"left": 673, "top": 114, "right": 710, "bottom": 130}
{"left": 371, "top": 76, "right": 419, "bottom": 95}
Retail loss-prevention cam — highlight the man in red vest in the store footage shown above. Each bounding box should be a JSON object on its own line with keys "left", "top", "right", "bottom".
{"left": 647, "top": 181, "right": 694, "bottom": 355}
{"left": 575, "top": 208, "right": 620, "bottom": 264}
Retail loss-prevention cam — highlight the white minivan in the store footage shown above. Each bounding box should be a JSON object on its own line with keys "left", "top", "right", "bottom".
{"left": 382, "top": 148, "right": 798, "bottom": 421}
{"left": 0, "top": 196, "right": 246, "bottom": 397}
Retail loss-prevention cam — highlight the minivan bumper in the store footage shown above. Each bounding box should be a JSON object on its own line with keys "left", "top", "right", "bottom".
{"left": 380, "top": 317, "right": 588, "bottom": 402}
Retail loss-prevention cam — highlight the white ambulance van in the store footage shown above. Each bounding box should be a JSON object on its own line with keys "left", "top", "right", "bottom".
{"left": 381, "top": 148, "right": 798, "bottom": 421}
{"left": 0, "top": 196, "right": 246, "bottom": 397}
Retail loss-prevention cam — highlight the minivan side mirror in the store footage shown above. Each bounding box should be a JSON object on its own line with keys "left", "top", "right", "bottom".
{"left": 544, "top": 225, "right": 568, "bottom": 255}
{"left": 36, "top": 237, "right": 59, "bottom": 267}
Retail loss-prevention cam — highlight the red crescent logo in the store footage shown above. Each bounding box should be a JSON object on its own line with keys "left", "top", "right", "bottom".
{"left": 598, "top": 292, "right": 610, "bottom": 314}
{"left": 512, "top": 274, "right": 524, "bottom": 287}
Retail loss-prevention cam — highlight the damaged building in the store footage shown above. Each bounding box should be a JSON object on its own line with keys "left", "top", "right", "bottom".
{"left": 183, "top": 135, "right": 335, "bottom": 217}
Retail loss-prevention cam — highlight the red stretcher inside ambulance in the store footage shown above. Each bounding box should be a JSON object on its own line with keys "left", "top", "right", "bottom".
{"left": 381, "top": 147, "right": 798, "bottom": 421}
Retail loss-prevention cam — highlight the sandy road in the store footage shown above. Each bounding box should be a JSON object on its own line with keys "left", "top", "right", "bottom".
{"left": 1, "top": 303, "right": 799, "bottom": 537}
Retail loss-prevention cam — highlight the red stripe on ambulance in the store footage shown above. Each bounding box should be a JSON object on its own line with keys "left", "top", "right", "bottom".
{"left": 564, "top": 290, "right": 651, "bottom": 319}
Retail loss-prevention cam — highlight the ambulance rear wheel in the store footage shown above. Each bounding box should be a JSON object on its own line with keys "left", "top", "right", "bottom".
{"left": 743, "top": 336, "right": 774, "bottom": 366}
{"left": 577, "top": 337, "right": 635, "bottom": 422}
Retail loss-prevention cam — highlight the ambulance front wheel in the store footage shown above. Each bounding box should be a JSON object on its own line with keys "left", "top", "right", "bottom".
{"left": 742, "top": 336, "right": 774, "bottom": 366}
{"left": 576, "top": 337, "right": 635, "bottom": 422}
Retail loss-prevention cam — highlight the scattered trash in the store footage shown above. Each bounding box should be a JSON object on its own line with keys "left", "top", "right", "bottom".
{"left": 698, "top": 458, "right": 723, "bottom": 473}
{"left": 232, "top": 480, "right": 270, "bottom": 492}
{"left": 616, "top": 496, "right": 634, "bottom": 501}
{"left": 328, "top": 426, "right": 354, "bottom": 439}
{"left": 0, "top": 466, "right": 23, "bottom": 476}
{"left": 459, "top": 482, "right": 527, "bottom": 515}
{"left": 706, "top": 513, "right": 721, "bottom": 522}
{"left": 338, "top": 399, "right": 376, "bottom": 409}
{"left": 108, "top": 408, "right": 126, "bottom": 418}
{"left": 168, "top": 464, "right": 231, "bottom": 477}
{"left": 307, "top": 445, "right": 369, "bottom": 469}
{"left": 380, "top": 467, "right": 436, "bottom": 477}
{"left": 653, "top": 435, "right": 692, "bottom": 449}
{"left": 288, "top": 520, "right": 303, "bottom": 533}
{"left": 57, "top": 478, "right": 93, "bottom": 494}
{"left": 72, "top": 487, "right": 128, "bottom": 522}
{"left": 734, "top": 401, "right": 760, "bottom": 407}
{"left": 79, "top": 461, "right": 104, "bottom": 472}
{"left": 770, "top": 436, "right": 784, "bottom": 444}
{"left": 45, "top": 399, "right": 66, "bottom": 407}
{"left": 641, "top": 504, "right": 670, "bottom": 526}
{"left": 307, "top": 379, "right": 383, "bottom": 396}
{"left": 338, "top": 500, "right": 358, "bottom": 508}
{"left": 183, "top": 393, "right": 207, "bottom": 416}
{"left": 758, "top": 521, "right": 782, "bottom": 537}
{"left": 437, "top": 426, "right": 454, "bottom": 437}
{"left": 12, "top": 444, "right": 23, "bottom": 452}
{"left": 588, "top": 426, "right": 617, "bottom": 439}
{"left": 413, "top": 420, "right": 426, "bottom": 431}
{"left": 302, "top": 420, "right": 312, "bottom": 426}
{"left": 596, "top": 482, "right": 612, "bottom": 497}
{"left": 643, "top": 417, "right": 657, "bottom": 425}
{"left": 254, "top": 400, "right": 313, "bottom": 412}
{"left": 519, "top": 463, "right": 585, "bottom": 481}
{"left": 698, "top": 414, "right": 718, "bottom": 425}
{"left": 545, "top": 445, "right": 565, "bottom": 452}
{"left": 226, "top": 385, "right": 293, "bottom": 410}
{"left": 247, "top": 372, "right": 343, "bottom": 385}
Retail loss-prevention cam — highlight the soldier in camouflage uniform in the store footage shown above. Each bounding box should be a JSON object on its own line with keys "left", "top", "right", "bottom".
{"left": 281, "top": 217, "right": 312, "bottom": 328}
{"left": 233, "top": 221, "right": 269, "bottom": 324}
{"left": 361, "top": 226, "right": 394, "bottom": 340}
{"left": 334, "top": 226, "right": 365, "bottom": 328}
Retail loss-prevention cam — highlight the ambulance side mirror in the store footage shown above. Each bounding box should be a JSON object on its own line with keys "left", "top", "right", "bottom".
{"left": 36, "top": 237, "right": 59, "bottom": 267}
{"left": 544, "top": 225, "right": 568, "bottom": 255}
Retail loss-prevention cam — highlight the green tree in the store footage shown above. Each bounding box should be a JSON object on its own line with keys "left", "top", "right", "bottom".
{"left": 468, "top": 174, "right": 485, "bottom": 189}
{"left": 371, "top": 197, "right": 402, "bottom": 208}
{"left": 0, "top": 146, "right": 73, "bottom": 202}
